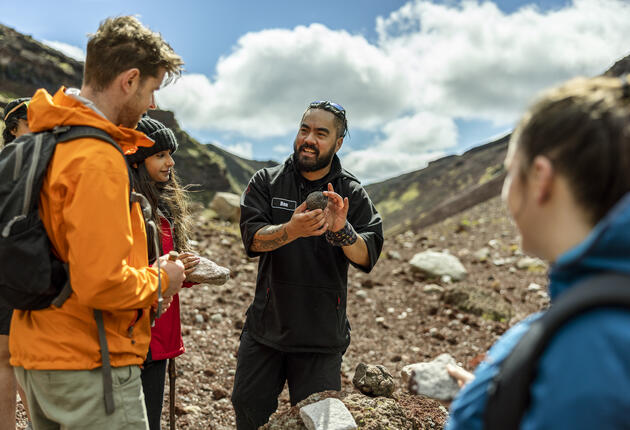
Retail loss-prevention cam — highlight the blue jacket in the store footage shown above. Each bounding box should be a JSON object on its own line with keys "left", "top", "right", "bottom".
{"left": 447, "top": 194, "right": 630, "bottom": 429}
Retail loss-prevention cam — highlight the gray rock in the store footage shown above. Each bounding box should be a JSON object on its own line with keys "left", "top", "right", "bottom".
{"left": 409, "top": 251, "right": 467, "bottom": 281}
{"left": 210, "top": 313, "right": 223, "bottom": 323}
{"left": 209, "top": 192, "right": 241, "bottom": 222}
{"left": 352, "top": 363, "right": 395, "bottom": 398}
{"left": 186, "top": 256, "right": 230, "bottom": 285}
{"left": 194, "top": 314, "right": 204, "bottom": 324}
{"left": 386, "top": 250, "right": 402, "bottom": 260}
{"left": 299, "top": 398, "right": 357, "bottom": 430}
{"left": 305, "top": 191, "right": 328, "bottom": 211}
{"left": 402, "top": 353, "right": 460, "bottom": 401}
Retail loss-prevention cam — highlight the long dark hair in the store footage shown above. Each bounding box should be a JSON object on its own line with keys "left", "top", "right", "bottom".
{"left": 130, "top": 162, "right": 192, "bottom": 262}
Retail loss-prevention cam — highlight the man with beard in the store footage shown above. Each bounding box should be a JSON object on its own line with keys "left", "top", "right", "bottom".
{"left": 232, "top": 101, "right": 384, "bottom": 429}
{"left": 9, "top": 16, "right": 186, "bottom": 429}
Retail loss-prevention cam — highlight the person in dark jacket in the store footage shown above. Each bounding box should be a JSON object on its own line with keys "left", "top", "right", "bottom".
{"left": 446, "top": 76, "right": 630, "bottom": 429}
{"left": 232, "top": 100, "right": 384, "bottom": 429}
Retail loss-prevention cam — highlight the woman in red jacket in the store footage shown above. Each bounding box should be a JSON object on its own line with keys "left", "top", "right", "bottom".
{"left": 128, "top": 116, "right": 200, "bottom": 430}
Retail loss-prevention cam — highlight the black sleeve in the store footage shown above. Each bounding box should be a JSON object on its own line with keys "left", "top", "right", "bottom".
{"left": 346, "top": 182, "right": 384, "bottom": 273}
{"left": 239, "top": 170, "right": 272, "bottom": 258}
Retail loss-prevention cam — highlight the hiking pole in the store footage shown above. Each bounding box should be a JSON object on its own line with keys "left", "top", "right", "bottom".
{"left": 169, "top": 358, "right": 177, "bottom": 430}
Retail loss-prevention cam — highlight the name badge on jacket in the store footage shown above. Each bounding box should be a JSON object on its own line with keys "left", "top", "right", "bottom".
{"left": 272, "top": 197, "right": 297, "bottom": 211}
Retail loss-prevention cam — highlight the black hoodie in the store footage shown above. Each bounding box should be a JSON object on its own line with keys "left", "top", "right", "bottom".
{"left": 239, "top": 155, "right": 384, "bottom": 353}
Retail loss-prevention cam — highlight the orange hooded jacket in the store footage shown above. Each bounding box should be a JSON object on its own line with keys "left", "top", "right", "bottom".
{"left": 10, "top": 87, "right": 170, "bottom": 370}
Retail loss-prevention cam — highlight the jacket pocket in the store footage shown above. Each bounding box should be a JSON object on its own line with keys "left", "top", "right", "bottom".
{"left": 262, "top": 280, "right": 347, "bottom": 349}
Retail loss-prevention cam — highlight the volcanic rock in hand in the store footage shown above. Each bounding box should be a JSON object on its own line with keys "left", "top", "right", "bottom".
{"left": 186, "top": 256, "right": 231, "bottom": 285}
{"left": 305, "top": 191, "right": 328, "bottom": 211}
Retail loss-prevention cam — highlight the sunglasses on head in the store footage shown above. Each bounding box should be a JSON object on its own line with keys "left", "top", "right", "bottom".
{"left": 309, "top": 100, "right": 346, "bottom": 116}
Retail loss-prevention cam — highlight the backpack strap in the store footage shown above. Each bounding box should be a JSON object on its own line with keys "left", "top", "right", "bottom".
{"left": 52, "top": 125, "right": 134, "bottom": 203}
{"left": 485, "top": 273, "right": 630, "bottom": 430}
{"left": 94, "top": 309, "right": 115, "bottom": 415}
{"left": 50, "top": 125, "right": 137, "bottom": 416}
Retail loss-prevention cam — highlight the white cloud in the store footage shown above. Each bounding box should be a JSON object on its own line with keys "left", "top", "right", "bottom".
{"left": 158, "top": 23, "right": 409, "bottom": 137}
{"left": 43, "top": 40, "right": 85, "bottom": 61}
{"left": 376, "top": 0, "right": 630, "bottom": 123}
{"left": 342, "top": 111, "right": 457, "bottom": 182}
{"left": 219, "top": 141, "right": 253, "bottom": 159}
{"left": 159, "top": 0, "right": 630, "bottom": 181}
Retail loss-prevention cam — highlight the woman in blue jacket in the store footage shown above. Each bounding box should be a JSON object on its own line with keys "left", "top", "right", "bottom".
{"left": 447, "top": 76, "right": 630, "bottom": 429}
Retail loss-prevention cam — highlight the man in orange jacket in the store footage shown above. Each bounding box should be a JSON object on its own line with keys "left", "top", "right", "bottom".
{"left": 9, "top": 16, "right": 186, "bottom": 429}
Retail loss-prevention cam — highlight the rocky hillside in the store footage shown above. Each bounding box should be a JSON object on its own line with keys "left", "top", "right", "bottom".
{"left": 366, "top": 136, "right": 508, "bottom": 234}
{"left": 0, "top": 24, "right": 83, "bottom": 104}
{"left": 0, "top": 23, "right": 275, "bottom": 201}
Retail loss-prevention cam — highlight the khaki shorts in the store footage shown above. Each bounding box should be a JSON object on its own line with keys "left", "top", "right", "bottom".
{"left": 15, "top": 365, "right": 149, "bottom": 430}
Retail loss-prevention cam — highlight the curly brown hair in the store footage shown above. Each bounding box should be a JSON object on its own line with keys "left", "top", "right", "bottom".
{"left": 84, "top": 16, "right": 184, "bottom": 91}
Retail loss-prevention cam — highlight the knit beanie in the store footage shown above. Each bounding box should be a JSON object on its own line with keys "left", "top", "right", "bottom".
{"left": 127, "top": 116, "right": 178, "bottom": 164}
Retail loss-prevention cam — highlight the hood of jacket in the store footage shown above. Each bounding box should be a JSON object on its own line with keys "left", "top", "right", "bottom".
{"left": 549, "top": 192, "right": 630, "bottom": 300}
{"left": 27, "top": 87, "right": 154, "bottom": 156}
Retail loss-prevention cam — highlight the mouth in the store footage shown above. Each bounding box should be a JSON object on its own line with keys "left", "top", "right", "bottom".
{"left": 300, "top": 146, "right": 318, "bottom": 157}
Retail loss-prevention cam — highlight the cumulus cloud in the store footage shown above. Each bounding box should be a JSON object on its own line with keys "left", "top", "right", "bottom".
{"left": 158, "top": 23, "right": 407, "bottom": 137}
{"left": 342, "top": 111, "right": 456, "bottom": 182}
{"left": 219, "top": 141, "right": 254, "bottom": 159}
{"left": 158, "top": 0, "right": 630, "bottom": 181}
{"left": 43, "top": 40, "right": 85, "bottom": 61}
{"left": 376, "top": 0, "right": 630, "bottom": 123}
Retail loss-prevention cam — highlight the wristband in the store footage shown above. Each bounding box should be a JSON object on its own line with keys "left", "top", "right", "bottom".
{"left": 325, "top": 220, "right": 358, "bottom": 246}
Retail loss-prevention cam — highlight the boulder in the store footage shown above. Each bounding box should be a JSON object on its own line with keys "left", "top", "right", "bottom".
{"left": 409, "top": 251, "right": 467, "bottom": 281}
{"left": 352, "top": 363, "right": 395, "bottom": 398}
{"left": 210, "top": 192, "right": 241, "bottom": 222}
{"left": 299, "top": 398, "right": 357, "bottom": 430}
{"left": 403, "top": 353, "right": 460, "bottom": 401}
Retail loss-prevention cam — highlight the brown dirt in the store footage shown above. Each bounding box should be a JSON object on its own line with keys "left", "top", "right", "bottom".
{"left": 16, "top": 195, "right": 548, "bottom": 429}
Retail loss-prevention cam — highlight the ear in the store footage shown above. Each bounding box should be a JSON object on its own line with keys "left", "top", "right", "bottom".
{"left": 119, "top": 68, "right": 141, "bottom": 95}
{"left": 335, "top": 136, "right": 344, "bottom": 153}
{"left": 531, "top": 155, "right": 554, "bottom": 204}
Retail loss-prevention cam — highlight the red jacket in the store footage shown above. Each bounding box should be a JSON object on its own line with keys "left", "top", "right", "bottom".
{"left": 149, "top": 216, "right": 195, "bottom": 360}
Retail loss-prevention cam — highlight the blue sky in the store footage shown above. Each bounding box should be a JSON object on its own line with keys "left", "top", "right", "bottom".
{"left": 2, "top": 0, "right": 629, "bottom": 183}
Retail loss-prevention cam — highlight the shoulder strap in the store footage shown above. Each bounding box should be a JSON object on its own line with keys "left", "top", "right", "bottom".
{"left": 53, "top": 125, "right": 134, "bottom": 204}
{"left": 485, "top": 273, "right": 630, "bottom": 430}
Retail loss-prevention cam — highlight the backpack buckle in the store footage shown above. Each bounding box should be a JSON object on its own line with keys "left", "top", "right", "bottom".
{"left": 52, "top": 125, "right": 71, "bottom": 135}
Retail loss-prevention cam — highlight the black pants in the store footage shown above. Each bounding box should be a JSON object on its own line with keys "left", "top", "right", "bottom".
{"left": 141, "top": 348, "right": 168, "bottom": 430}
{"left": 231, "top": 330, "right": 342, "bottom": 430}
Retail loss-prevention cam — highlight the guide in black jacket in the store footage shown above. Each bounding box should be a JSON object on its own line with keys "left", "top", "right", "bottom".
{"left": 231, "top": 101, "right": 383, "bottom": 429}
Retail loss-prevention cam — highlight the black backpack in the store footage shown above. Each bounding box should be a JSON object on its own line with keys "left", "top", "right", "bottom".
{"left": 485, "top": 273, "right": 630, "bottom": 429}
{"left": 0, "top": 125, "right": 138, "bottom": 415}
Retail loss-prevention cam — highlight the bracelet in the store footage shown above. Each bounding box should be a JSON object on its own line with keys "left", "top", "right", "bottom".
{"left": 325, "top": 220, "right": 358, "bottom": 247}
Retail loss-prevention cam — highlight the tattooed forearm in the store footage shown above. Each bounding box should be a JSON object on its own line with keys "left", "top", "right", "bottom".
{"left": 251, "top": 224, "right": 291, "bottom": 252}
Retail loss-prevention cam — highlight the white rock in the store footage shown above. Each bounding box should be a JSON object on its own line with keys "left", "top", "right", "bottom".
{"left": 488, "top": 239, "right": 501, "bottom": 249}
{"left": 355, "top": 290, "right": 368, "bottom": 299}
{"left": 194, "top": 314, "right": 205, "bottom": 324}
{"left": 210, "top": 313, "right": 223, "bottom": 323}
{"left": 516, "top": 257, "right": 547, "bottom": 270}
{"left": 402, "top": 353, "right": 460, "bottom": 401}
{"left": 473, "top": 247, "right": 491, "bottom": 261}
{"left": 441, "top": 275, "right": 452, "bottom": 284}
{"left": 527, "top": 282, "right": 543, "bottom": 292}
{"left": 375, "top": 317, "right": 385, "bottom": 323}
{"left": 387, "top": 307, "right": 395, "bottom": 314}
{"left": 423, "top": 284, "right": 445, "bottom": 294}
{"left": 300, "top": 398, "right": 357, "bottom": 430}
{"left": 409, "top": 251, "right": 467, "bottom": 281}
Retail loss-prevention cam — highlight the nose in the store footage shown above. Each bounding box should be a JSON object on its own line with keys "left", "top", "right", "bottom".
{"left": 166, "top": 153, "right": 175, "bottom": 167}
{"left": 304, "top": 130, "right": 317, "bottom": 145}
{"left": 149, "top": 93, "right": 157, "bottom": 109}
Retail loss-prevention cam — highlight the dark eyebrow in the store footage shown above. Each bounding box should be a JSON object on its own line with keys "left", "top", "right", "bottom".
{"left": 300, "top": 123, "right": 330, "bottom": 135}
